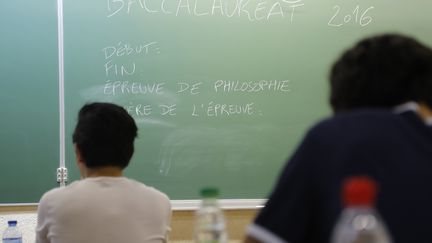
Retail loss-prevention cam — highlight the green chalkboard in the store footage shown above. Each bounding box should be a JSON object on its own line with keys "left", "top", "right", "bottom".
{"left": 2, "top": 0, "right": 432, "bottom": 203}
{"left": 0, "top": 1, "right": 59, "bottom": 203}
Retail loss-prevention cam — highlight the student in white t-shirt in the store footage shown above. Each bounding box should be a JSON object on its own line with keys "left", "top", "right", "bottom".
{"left": 36, "top": 102, "right": 171, "bottom": 243}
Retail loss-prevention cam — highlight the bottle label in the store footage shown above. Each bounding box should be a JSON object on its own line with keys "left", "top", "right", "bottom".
{"left": 2, "top": 237, "right": 22, "bottom": 243}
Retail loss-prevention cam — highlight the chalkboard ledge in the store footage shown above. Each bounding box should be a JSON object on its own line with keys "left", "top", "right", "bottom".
{"left": 0, "top": 199, "right": 267, "bottom": 210}
{"left": 172, "top": 199, "right": 266, "bottom": 210}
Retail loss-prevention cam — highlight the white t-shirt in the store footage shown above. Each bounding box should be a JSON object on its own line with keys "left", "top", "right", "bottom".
{"left": 36, "top": 177, "right": 171, "bottom": 243}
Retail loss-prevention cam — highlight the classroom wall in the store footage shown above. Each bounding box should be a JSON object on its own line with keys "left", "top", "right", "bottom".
{"left": 0, "top": 206, "right": 258, "bottom": 243}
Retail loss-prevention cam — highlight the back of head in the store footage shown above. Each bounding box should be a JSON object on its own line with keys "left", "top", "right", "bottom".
{"left": 72, "top": 102, "right": 138, "bottom": 169}
{"left": 330, "top": 33, "right": 432, "bottom": 112}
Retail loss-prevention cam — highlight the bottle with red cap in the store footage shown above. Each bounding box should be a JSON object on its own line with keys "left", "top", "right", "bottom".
{"left": 330, "top": 176, "right": 393, "bottom": 243}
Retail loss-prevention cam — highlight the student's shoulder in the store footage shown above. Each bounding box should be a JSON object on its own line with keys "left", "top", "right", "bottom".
{"left": 39, "top": 187, "right": 62, "bottom": 203}
{"left": 325, "top": 108, "right": 395, "bottom": 124}
{"left": 306, "top": 109, "right": 398, "bottom": 142}
{"left": 38, "top": 180, "right": 82, "bottom": 204}
{"left": 38, "top": 187, "right": 73, "bottom": 211}
{"left": 124, "top": 178, "right": 170, "bottom": 201}
{"left": 313, "top": 109, "right": 396, "bottom": 132}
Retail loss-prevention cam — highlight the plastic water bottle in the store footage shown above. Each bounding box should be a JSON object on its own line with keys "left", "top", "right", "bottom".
{"left": 331, "top": 176, "right": 392, "bottom": 243}
{"left": 2, "top": 220, "right": 22, "bottom": 243}
{"left": 194, "top": 187, "right": 228, "bottom": 243}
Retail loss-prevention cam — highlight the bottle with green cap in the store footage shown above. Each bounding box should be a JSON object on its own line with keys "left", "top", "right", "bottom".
{"left": 194, "top": 187, "right": 227, "bottom": 243}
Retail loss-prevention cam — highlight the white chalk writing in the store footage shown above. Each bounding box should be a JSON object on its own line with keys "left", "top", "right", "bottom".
{"left": 106, "top": 0, "right": 305, "bottom": 22}
{"left": 214, "top": 80, "right": 290, "bottom": 93}
{"left": 104, "top": 81, "right": 165, "bottom": 95}
{"left": 192, "top": 102, "right": 256, "bottom": 117}
{"left": 328, "top": 5, "right": 374, "bottom": 27}
{"left": 102, "top": 41, "right": 160, "bottom": 60}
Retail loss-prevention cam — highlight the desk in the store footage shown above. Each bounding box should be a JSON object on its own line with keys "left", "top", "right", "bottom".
{"left": 0, "top": 206, "right": 258, "bottom": 242}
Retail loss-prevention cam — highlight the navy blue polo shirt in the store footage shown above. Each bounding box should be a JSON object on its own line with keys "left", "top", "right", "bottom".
{"left": 248, "top": 109, "right": 432, "bottom": 243}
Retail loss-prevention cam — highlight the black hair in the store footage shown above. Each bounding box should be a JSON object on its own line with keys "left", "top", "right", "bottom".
{"left": 330, "top": 33, "right": 432, "bottom": 112}
{"left": 72, "top": 102, "right": 138, "bottom": 169}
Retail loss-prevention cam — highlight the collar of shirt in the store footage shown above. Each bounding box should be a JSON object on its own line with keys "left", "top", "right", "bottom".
{"left": 426, "top": 117, "right": 432, "bottom": 126}
{"left": 393, "top": 101, "right": 419, "bottom": 114}
{"left": 393, "top": 101, "right": 432, "bottom": 127}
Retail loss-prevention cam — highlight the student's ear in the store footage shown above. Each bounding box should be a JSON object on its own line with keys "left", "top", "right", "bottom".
{"left": 74, "top": 144, "right": 84, "bottom": 163}
{"left": 418, "top": 102, "right": 432, "bottom": 119}
{"left": 74, "top": 144, "right": 87, "bottom": 178}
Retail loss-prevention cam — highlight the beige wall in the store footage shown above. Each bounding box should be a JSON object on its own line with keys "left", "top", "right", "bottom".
{"left": 171, "top": 209, "right": 258, "bottom": 241}
{"left": 0, "top": 206, "right": 258, "bottom": 242}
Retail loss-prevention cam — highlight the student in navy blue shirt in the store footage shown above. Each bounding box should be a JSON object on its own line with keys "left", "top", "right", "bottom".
{"left": 245, "top": 34, "right": 432, "bottom": 243}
